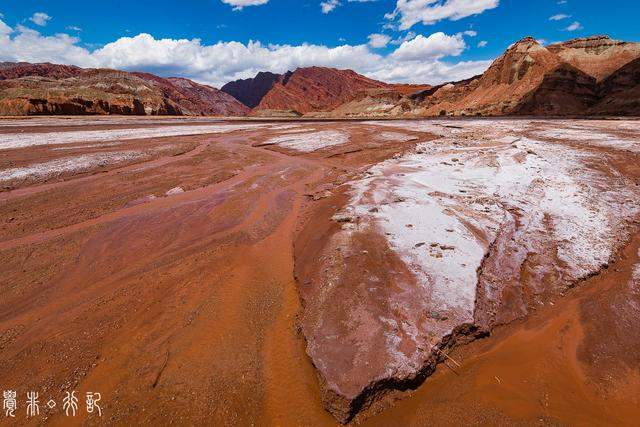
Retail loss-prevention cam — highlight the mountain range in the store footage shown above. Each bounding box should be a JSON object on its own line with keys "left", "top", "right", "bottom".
{"left": 0, "top": 35, "right": 638, "bottom": 117}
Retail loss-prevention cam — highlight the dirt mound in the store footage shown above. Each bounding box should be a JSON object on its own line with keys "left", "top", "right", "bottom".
{"left": 0, "top": 63, "right": 249, "bottom": 116}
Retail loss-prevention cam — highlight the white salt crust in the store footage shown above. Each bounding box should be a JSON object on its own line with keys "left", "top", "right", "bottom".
{"left": 333, "top": 119, "right": 640, "bottom": 368}
{"left": 262, "top": 130, "right": 349, "bottom": 152}
{"left": 0, "top": 151, "right": 144, "bottom": 181}
{"left": 0, "top": 124, "right": 268, "bottom": 150}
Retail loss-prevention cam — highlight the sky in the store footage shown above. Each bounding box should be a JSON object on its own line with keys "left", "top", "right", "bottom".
{"left": 0, "top": 1, "right": 638, "bottom": 88}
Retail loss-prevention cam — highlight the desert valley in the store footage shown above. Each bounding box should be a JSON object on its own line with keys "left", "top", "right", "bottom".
{"left": 0, "top": 30, "right": 639, "bottom": 426}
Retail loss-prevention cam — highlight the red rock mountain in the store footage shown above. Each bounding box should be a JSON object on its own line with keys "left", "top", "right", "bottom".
{"left": 547, "top": 35, "right": 640, "bottom": 81}
{"left": 221, "top": 71, "right": 281, "bottom": 108}
{"left": 590, "top": 57, "right": 640, "bottom": 115}
{"left": 1, "top": 35, "right": 638, "bottom": 117}
{"left": 254, "top": 67, "right": 391, "bottom": 114}
{"left": 378, "top": 35, "right": 639, "bottom": 118}
{"left": 0, "top": 63, "right": 249, "bottom": 116}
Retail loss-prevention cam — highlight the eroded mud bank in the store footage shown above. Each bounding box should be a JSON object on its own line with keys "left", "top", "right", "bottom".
{"left": 295, "top": 119, "right": 640, "bottom": 422}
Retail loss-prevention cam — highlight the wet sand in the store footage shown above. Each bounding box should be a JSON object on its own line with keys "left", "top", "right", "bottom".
{"left": 0, "top": 117, "right": 638, "bottom": 425}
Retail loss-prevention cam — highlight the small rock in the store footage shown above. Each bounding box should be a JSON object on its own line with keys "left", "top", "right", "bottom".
{"left": 333, "top": 214, "right": 354, "bottom": 223}
{"left": 166, "top": 186, "right": 184, "bottom": 196}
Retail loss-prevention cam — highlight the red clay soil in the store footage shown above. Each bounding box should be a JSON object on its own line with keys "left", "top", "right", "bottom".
{"left": 0, "top": 117, "right": 638, "bottom": 426}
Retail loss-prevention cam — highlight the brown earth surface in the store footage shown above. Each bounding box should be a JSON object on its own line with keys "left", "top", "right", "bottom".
{"left": 0, "top": 117, "right": 638, "bottom": 426}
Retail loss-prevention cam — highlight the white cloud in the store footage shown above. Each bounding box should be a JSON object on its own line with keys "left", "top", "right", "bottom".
{"left": 368, "top": 33, "right": 391, "bottom": 48}
{"left": 549, "top": 14, "right": 570, "bottom": 21}
{"left": 389, "top": 0, "right": 500, "bottom": 30}
{"left": 66, "top": 26, "right": 83, "bottom": 32}
{"left": 0, "top": 24, "right": 95, "bottom": 66}
{"left": 460, "top": 30, "right": 477, "bottom": 37}
{"left": 29, "top": 12, "right": 51, "bottom": 26}
{"left": 565, "top": 21, "right": 583, "bottom": 31}
{"left": 321, "top": 0, "right": 341, "bottom": 13}
{"left": 477, "top": 40, "right": 487, "bottom": 47}
{"left": 0, "top": 22, "right": 491, "bottom": 87}
{"left": 0, "top": 18, "right": 12, "bottom": 35}
{"left": 391, "top": 32, "right": 466, "bottom": 61}
{"left": 220, "top": 0, "right": 269, "bottom": 10}
{"left": 391, "top": 31, "right": 417, "bottom": 45}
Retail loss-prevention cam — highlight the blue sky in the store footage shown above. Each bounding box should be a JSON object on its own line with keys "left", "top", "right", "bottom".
{"left": 0, "top": 1, "right": 638, "bottom": 87}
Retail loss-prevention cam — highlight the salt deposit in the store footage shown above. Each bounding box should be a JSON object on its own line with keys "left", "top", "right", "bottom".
{"left": 0, "top": 124, "right": 268, "bottom": 150}
{"left": 263, "top": 130, "right": 349, "bottom": 152}
{"left": 0, "top": 151, "right": 144, "bottom": 182}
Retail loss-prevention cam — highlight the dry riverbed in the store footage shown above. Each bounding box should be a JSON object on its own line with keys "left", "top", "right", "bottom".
{"left": 0, "top": 116, "right": 638, "bottom": 425}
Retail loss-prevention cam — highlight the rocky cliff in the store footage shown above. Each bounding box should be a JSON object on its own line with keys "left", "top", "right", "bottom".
{"left": 0, "top": 63, "right": 249, "bottom": 116}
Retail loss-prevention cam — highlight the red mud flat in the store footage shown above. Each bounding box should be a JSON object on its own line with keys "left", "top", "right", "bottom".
{"left": 0, "top": 117, "right": 639, "bottom": 426}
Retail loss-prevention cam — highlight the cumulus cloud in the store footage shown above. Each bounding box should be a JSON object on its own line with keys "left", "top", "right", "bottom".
{"left": 391, "top": 32, "right": 466, "bottom": 61}
{"left": 368, "top": 33, "right": 391, "bottom": 48}
{"left": 477, "top": 40, "right": 487, "bottom": 47}
{"left": 321, "top": 0, "right": 340, "bottom": 13}
{"left": 220, "top": 0, "right": 269, "bottom": 10}
{"left": 549, "top": 14, "right": 570, "bottom": 21}
{"left": 0, "top": 20, "right": 492, "bottom": 87}
{"left": 388, "top": 0, "right": 500, "bottom": 30}
{"left": 29, "top": 12, "right": 51, "bottom": 26}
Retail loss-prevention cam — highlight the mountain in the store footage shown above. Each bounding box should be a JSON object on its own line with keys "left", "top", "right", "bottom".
{"left": 319, "top": 35, "right": 640, "bottom": 118}
{"left": 221, "top": 71, "right": 281, "bottom": 108}
{"left": 590, "top": 57, "right": 640, "bottom": 115}
{"left": 0, "top": 63, "right": 249, "bottom": 116}
{"left": 547, "top": 35, "right": 640, "bottom": 81}
{"left": 253, "top": 67, "right": 392, "bottom": 114}
{"left": 1, "top": 35, "right": 638, "bottom": 117}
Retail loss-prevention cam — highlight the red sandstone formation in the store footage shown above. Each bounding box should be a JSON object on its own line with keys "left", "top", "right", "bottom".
{"left": 0, "top": 63, "right": 249, "bottom": 116}
{"left": 254, "top": 67, "right": 391, "bottom": 114}
{"left": 547, "top": 35, "right": 640, "bottom": 81}
{"left": 590, "top": 57, "right": 640, "bottom": 115}
{"left": 339, "top": 35, "right": 640, "bottom": 118}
